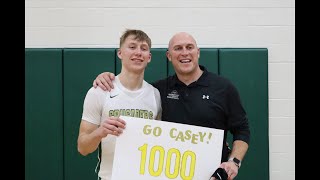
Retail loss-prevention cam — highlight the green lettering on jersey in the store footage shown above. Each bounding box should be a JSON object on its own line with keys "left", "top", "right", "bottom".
{"left": 109, "top": 109, "right": 154, "bottom": 119}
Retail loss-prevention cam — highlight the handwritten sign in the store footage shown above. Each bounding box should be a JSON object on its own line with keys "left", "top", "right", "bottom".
{"left": 111, "top": 116, "right": 224, "bottom": 180}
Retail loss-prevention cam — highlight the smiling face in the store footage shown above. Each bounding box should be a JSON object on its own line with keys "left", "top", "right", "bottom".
{"left": 117, "top": 34, "right": 151, "bottom": 74}
{"left": 167, "top": 32, "right": 200, "bottom": 77}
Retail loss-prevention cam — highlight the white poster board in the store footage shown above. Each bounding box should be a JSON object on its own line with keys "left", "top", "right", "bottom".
{"left": 111, "top": 116, "right": 224, "bottom": 180}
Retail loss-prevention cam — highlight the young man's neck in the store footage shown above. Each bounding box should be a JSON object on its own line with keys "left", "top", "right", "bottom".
{"left": 118, "top": 71, "right": 144, "bottom": 91}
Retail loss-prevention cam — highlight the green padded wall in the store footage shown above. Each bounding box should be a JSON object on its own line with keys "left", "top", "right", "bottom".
{"left": 25, "top": 49, "right": 63, "bottom": 180}
{"left": 63, "top": 49, "right": 116, "bottom": 180}
{"left": 116, "top": 48, "right": 167, "bottom": 83}
{"left": 168, "top": 48, "right": 219, "bottom": 75}
{"left": 25, "top": 48, "right": 269, "bottom": 180}
{"left": 219, "top": 48, "right": 269, "bottom": 180}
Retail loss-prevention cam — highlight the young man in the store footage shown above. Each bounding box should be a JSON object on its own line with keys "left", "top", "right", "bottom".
{"left": 93, "top": 32, "right": 250, "bottom": 180}
{"left": 77, "top": 29, "right": 162, "bottom": 180}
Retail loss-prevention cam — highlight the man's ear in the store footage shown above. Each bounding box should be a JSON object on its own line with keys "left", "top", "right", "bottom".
{"left": 147, "top": 53, "right": 152, "bottom": 63}
{"left": 117, "top": 49, "right": 122, "bottom": 59}
{"left": 166, "top": 51, "right": 171, "bottom": 61}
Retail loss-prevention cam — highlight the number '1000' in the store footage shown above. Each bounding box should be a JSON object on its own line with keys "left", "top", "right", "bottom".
{"left": 138, "top": 144, "right": 196, "bottom": 179}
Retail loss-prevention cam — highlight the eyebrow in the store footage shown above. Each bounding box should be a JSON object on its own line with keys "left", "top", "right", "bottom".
{"left": 174, "top": 43, "right": 194, "bottom": 47}
{"left": 127, "top": 42, "right": 149, "bottom": 49}
{"left": 172, "top": 44, "right": 195, "bottom": 48}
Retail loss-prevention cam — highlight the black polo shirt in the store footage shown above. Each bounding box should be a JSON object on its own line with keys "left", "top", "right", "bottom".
{"left": 152, "top": 65, "right": 250, "bottom": 162}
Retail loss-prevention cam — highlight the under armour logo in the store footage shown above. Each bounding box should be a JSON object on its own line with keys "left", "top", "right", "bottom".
{"left": 202, "top": 95, "right": 209, "bottom": 99}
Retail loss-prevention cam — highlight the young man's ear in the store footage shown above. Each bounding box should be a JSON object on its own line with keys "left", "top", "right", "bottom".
{"left": 147, "top": 53, "right": 152, "bottom": 63}
{"left": 117, "top": 49, "right": 122, "bottom": 59}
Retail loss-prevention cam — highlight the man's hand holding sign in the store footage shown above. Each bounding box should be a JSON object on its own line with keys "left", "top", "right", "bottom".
{"left": 111, "top": 116, "right": 224, "bottom": 180}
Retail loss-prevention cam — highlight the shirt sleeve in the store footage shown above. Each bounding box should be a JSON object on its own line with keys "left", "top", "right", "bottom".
{"left": 226, "top": 83, "right": 250, "bottom": 145}
{"left": 153, "top": 87, "right": 162, "bottom": 120}
{"left": 81, "top": 87, "right": 106, "bottom": 125}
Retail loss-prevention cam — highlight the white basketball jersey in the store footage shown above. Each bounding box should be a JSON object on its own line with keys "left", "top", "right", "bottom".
{"left": 81, "top": 76, "right": 162, "bottom": 180}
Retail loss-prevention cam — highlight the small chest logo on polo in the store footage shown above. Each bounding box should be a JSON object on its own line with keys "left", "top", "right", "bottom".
{"left": 202, "top": 95, "right": 210, "bottom": 99}
{"left": 167, "top": 90, "right": 179, "bottom": 100}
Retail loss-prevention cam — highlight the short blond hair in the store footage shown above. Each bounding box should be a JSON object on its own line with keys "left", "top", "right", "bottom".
{"left": 119, "top": 29, "right": 151, "bottom": 48}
